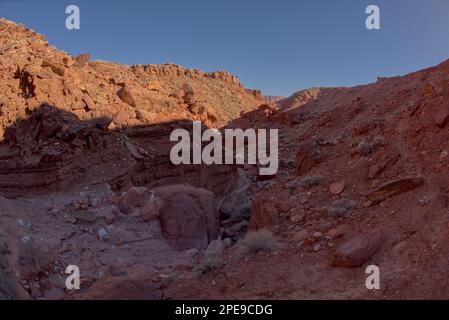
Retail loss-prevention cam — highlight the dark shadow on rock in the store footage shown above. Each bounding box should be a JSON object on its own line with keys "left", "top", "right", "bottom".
{"left": 0, "top": 103, "right": 238, "bottom": 198}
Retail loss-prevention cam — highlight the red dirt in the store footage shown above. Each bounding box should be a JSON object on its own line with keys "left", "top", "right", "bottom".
{"left": 2, "top": 18, "right": 449, "bottom": 300}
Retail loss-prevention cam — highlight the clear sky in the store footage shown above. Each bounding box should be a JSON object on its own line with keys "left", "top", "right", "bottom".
{"left": 1, "top": 0, "right": 449, "bottom": 96}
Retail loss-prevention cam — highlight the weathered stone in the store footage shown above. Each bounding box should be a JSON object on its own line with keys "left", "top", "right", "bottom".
{"left": 123, "top": 186, "right": 151, "bottom": 214}
{"left": 367, "top": 177, "right": 425, "bottom": 206}
{"left": 140, "top": 197, "right": 159, "bottom": 222}
{"left": 433, "top": 106, "right": 449, "bottom": 128}
{"left": 295, "top": 142, "right": 327, "bottom": 175}
{"left": 293, "top": 229, "right": 308, "bottom": 242}
{"left": 98, "top": 228, "right": 109, "bottom": 241}
{"left": 125, "top": 141, "right": 144, "bottom": 160}
{"left": 326, "top": 224, "right": 350, "bottom": 239}
{"left": 74, "top": 210, "right": 97, "bottom": 224}
{"left": 117, "top": 86, "right": 137, "bottom": 107}
{"left": 112, "top": 109, "right": 129, "bottom": 125}
{"left": 136, "top": 109, "right": 157, "bottom": 122}
{"left": 334, "top": 229, "right": 384, "bottom": 267}
{"left": 156, "top": 184, "right": 219, "bottom": 251}
{"left": 41, "top": 59, "right": 65, "bottom": 76}
{"left": 82, "top": 94, "right": 96, "bottom": 110}
{"left": 204, "top": 239, "right": 224, "bottom": 257}
{"left": 146, "top": 80, "right": 162, "bottom": 91}
{"left": 329, "top": 180, "right": 346, "bottom": 195}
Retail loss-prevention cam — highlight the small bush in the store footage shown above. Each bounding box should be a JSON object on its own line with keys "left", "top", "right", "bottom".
{"left": 163, "top": 97, "right": 178, "bottom": 110}
{"left": 328, "top": 199, "right": 357, "bottom": 218}
{"left": 287, "top": 175, "right": 323, "bottom": 195}
{"left": 239, "top": 229, "right": 278, "bottom": 254}
{"left": 193, "top": 256, "right": 225, "bottom": 274}
{"left": 357, "top": 141, "right": 377, "bottom": 156}
{"left": 298, "top": 175, "right": 323, "bottom": 189}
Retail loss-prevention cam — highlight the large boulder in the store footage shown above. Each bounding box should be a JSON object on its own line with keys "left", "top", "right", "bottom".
{"left": 155, "top": 184, "right": 219, "bottom": 251}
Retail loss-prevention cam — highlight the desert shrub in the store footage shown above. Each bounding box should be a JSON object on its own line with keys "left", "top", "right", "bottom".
{"left": 288, "top": 176, "right": 323, "bottom": 195}
{"left": 357, "top": 141, "right": 377, "bottom": 156}
{"left": 18, "top": 240, "right": 52, "bottom": 277}
{"left": 0, "top": 238, "right": 16, "bottom": 299}
{"left": 239, "top": 229, "right": 278, "bottom": 254}
{"left": 298, "top": 175, "right": 324, "bottom": 189}
{"left": 163, "top": 97, "right": 178, "bottom": 110}
{"left": 0, "top": 271, "right": 16, "bottom": 300}
{"left": 193, "top": 256, "right": 225, "bottom": 274}
{"left": 287, "top": 180, "right": 300, "bottom": 195}
{"left": 328, "top": 199, "right": 357, "bottom": 217}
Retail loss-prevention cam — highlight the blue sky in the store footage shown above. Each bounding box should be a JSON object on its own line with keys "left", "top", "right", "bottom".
{"left": 1, "top": 0, "right": 449, "bottom": 96}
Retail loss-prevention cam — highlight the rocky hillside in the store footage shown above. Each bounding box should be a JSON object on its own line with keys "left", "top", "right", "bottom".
{"left": 0, "top": 18, "right": 265, "bottom": 140}
{"left": 167, "top": 58, "right": 449, "bottom": 299}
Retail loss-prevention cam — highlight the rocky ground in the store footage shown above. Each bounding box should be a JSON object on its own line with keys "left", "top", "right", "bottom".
{"left": 168, "top": 59, "right": 449, "bottom": 300}
{"left": 2, "top": 18, "right": 449, "bottom": 300}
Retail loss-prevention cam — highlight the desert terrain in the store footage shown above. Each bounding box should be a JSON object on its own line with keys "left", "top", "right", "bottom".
{"left": 1, "top": 19, "right": 449, "bottom": 300}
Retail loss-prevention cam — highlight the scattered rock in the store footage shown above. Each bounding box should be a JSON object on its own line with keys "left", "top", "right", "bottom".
{"left": 228, "top": 220, "right": 248, "bottom": 234}
{"left": 290, "top": 213, "right": 305, "bottom": 224}
{"left": 333, "top": 229, "right": 384, "bottom": 267}
{"left": 326, "top": 224, "right": 350, "bottom": 239}
{"left": 97, "top": 206, "right": 118, "bottom": 225}
{"left": 329, "top": 180, "right": 346, "bottom": 195}
{"left": 117, "top": 85, "right": 137, "bottom": 107}
{"left": 125, "top": 141, "right": 144, "bottom": 160}
{"left": 204, "top": 239, "right": 224, "bottom": 257}
{"left": 140, "top": 195, "right": 159, "bottom": 222}
{"left": 74, "top": 210, "right": 97, "bottom": 224}
{"left": 312, "top": 232, "right": 323, "bottom": 239}
{"left": 82, "top": 94, "right": 96, "bottom": 111}
{"left": 136, "top": 109, "right": 157, "bottom": 122}
{"left": 433, "top": 106, "right": 449, "bottom": 128}
{"left": 98, "top": 228, "right": 109, "bottom": 241}
{"left": 123, "top": 186, "right": 151, "bottom": 214}
{"left": 295, "top": 142, "right": 327, "bottom": 175}
{"left": 293, "top": 229, "right": 308, "bottom": 242}
{"left": 367, "top": 177, "right": 425, "bottom": 206}
{"left": 41, "top": 59, "right": 65, "bottom": 76}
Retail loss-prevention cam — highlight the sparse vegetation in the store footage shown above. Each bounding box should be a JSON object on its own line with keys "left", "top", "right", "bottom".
{"left": 328, "top": 199, "right": 357, "bottom": 217}
{"left": 193, "top": 256, "right": 225, "bottom": 274}
{"left": 239, "top": 229, "right": 278, "bottom": 254}
{"left": 18, "top": 240, "right": 51, "bottom": 277}
{"left": 298, "top": 175, "right": 324, "bottom": 189}
{"left": 357, "top": 141, "right": 377, "bottom": 156}
{"left": 163, "top": 97, "right": 178, "bottom": 110}
{"left": 288, "top": 175, "right": 323, "bottom": 195}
